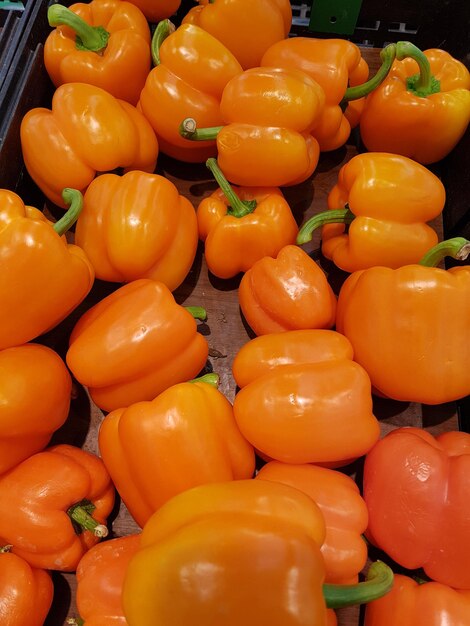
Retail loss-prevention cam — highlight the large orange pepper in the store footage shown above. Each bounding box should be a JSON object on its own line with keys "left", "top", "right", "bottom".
{"left": 98, "top": 375, "right": 255, "bottom": 527}
{"left": 0, "top": 547, "right": 54, "bottom": 626}
{"left": 122, "top": 480, "right": 393, "bottom": 626}
{"left": 66, "top": 279, "right": 209, "bottom": 412}
{"left": 0, "top": 188, "right": 94, "bottom": 350}
{"left": 180, "top": 66, "right": 324, "bottom": 187}
{"left": 336, "top": 237, "right": 470, "bottom": 404}
{"left": 232, "top": 330, "right": 380, "bottom": 466}
{"left": 196, "top": 158, "right": 299, "bottom": 278}
{"left": 238, "top": 244, "right": 336, "bottom": 335}
{"left": 0, "top": 343, "right": 71, "bottom": 475}
{"left": 139, "top": 20, "right": 242, "bottom": 162}
{"left": 359, "top": 42, "right": 470, "bottom": 163}
{"left": 297, "top": 153, "right": 445, "bottom": 272}
{"left": 20, "top": 82, "right": 158, "bottom": 208}
{"left": 363, "top": 428, "right": 470, "bottom": 589}
{"left": 365, "top": 573, "right": 470, "bottom": 626}
{"left": 44, "top": 0, "right": 151, "bottom": 105}
{"left": 0, "top": 444, "right": 114, "bottom": 572}
{"left": 256, "top": 461, "right": 369, "bottom": 585}
{"left": 182, "top": 0, "right": 291, "bottom": 69}
{"left": 74, "top": 170, "right": 198, "bottom": 290}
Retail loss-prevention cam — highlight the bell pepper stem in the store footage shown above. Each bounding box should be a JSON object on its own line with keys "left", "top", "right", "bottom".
{"left": 67, "top": 502, "right": 108, "bottom": 538}
{"left": 206, "top": 158, "right": 257, "bottom": 217}
{"left": 66, "top": 619, "right": 84, "bottom": 626}
{"left": 396, "top": 41, "right": 440, "bottom": 97}
{"left": 297, "top": 207, "right": 355, "bottom": 244}
{"left": 151, "top": 19, "right": 175, "bottom": 66}
{"left": 180, "top": 118, "right": 223, "bottom": 141}
{"left": 0, "top": 544, "right": 13, "bottom": 553}
{"left": 418, "top": 237, "right": 470, "bottom": 267}
{"left": 323, "top": 560, "right": 394, "bottom": 609}
{"left": 342, "top": 43, "right": 396, "bottom": 102}
{"left": 47, "top": 4, "right": 109, "bottom": 52}
{"left": 53, "top": 188, "right": 84, "bottom": 237}
{"left": 189, "top": 373, "right": 220, "bottom": 387}
{"left": 185, "top": 306, "right": 207, "bottom": 321}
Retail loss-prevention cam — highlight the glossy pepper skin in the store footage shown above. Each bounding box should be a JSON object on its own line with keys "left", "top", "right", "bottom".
{"left": 363, "top": 428, "right": 470, "bottom": 590}
{"left": 365, "top": 573, "right": 470, "bottom": 626}
{"left": 0, "top": 548, "right": 54, "bottom": 626}
{"left": 75, "top": 170, "right": 198, "bottom": 290}
{"left": 44, "top": 0, "right": 151, "bottom": 105}
{"left": 360, "top": 44, "right": 470, "bottom": 164}
{"left": 99, "top": 377, "right": 256, "bottom": 527}
{"left": 0, "top": 344, "right": 72, "bottom": 475}
{"left": 0, "top": 188, "right": 94, "bottom": 350}
{"left": 197, "top": 159, "right": 299, "bottom": 279}
{"left": 66, "top": 279, "right": 209, "bottom": 412}
{"left": 139, "top": 20, "right": 242, "bottom": 162}
{"left": 298, "top": 153, "right": 445, "bottom": 272}
{"left": 256, "top": 461, "right": 368, "bottom": 585}
{"left": 232, "top": 330, "right": 380, "bottom": 466}
{"left": 20, "top": 82, "right": 158, "bottom": 208}
{"left": 182, "top": 0, "right": 292, "bottom": 70}
{"left": 0, "top": 444, "right": 114, "bottom": 572}
{"left": 238, "top": 245, "right": 336, "bottom": 335}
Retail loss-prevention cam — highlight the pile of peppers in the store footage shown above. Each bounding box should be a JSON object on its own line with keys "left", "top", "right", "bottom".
{"left": 1, "top": 0, "right": 470, "bottom": 625}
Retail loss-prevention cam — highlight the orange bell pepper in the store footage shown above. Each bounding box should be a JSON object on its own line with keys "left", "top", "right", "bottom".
{"left": 74, "top": 170, "right": 198, "bottom": 290}
{"left": 122, "top": 480, "right": 393, "bottom": 625}
{"left": 0, "top": 188, "right": 94, "bottom": 350}
{"left": 363, "top": 427, "right": 470, "bottom": 589}
{"left": 336, "top": 237, "right": 470, "bottom": 404}
{"left": 232, "top": 330, "right": 380, "bottom": 466}
{"left": 20, "top": 82, "right": 158, "bottom": 208}
{"left": 98, "top": 374, "right": 255, "bottom": 527}
{"left": 44, "top": 0, "right": 151, "bottom": 105}
{"left": 297, "top": 152, "right": 445, "bottom": 272}
{"left": 256, "top": 461, "right": 368, "bottom": 585}
{"left": 0, "top": 444, "right": 114, "bottom": 572}
{"left": 66, "top": 279, "right": 209, "bottom": 412}
{"left": 365, "top": 573, "right": 470, "bottom": 626}
{"left": 125, "top": 0, "right": 180, "bottom": 23}
{"left": 0, "top": 547, "right": 54, "bottom": 626}
{"left": 196, "top": 158, "right": 299, "bottom": 278}
{"left": 180, "top": 66, "right": 324, "bottom": 187}
{"left": 139, "top": 20, "right": 242, "bottom": 162}
{"left": 182, "top": 0, "right": 291, "bottom": 69}
{"left": 0, "top": 343, "right": 71, "bottom": 475}
{"left": 238, "top": 244, "right": 336, "bottom": 335}
{"left": 359, "top": 42, "right": 470, "bottom": 163}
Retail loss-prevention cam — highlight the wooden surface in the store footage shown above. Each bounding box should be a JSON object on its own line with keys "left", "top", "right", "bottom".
{"left": 35, "top": 48, "right": 461, "bottom": 626}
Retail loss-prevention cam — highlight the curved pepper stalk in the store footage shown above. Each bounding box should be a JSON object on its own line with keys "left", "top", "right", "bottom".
{"left": 48, "top": 4, "right": 109, "bottom": 52}
{"left": 342, "top": 42, "right": 397, "bottom": 103}
{"left": 418, "top": 237, "right": 470, "bottom": 266}
{"left": 323, "top": 560, "right": 394, "bottom": 608}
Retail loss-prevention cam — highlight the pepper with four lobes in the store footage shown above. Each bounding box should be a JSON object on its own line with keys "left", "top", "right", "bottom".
{"left": 336, "top": 238, "right": 470, "bottom": 404}
{"left": 0, "top": 547, "right": 54, "bottom": 626}
{"left": 197, "top": 158, "right": 299, "bottom": 279}
{"left": 139, "top": 19, "right": 242, "bottom": 162}
{"left": 99, "top": 374, "right": 255, "bottom": 527}
{"left": 180, "top": 66, "right": 325, "bottom": 187}
{"left": 359, "top": 42, "right": 470, "bottom": 163}
{"left": 238, "top": 244, "right": 337, "bottom": 335}
{"left": 363, "top": 427, "right": 470, "bottom": 590}
{"left": 20, "top": 82, "right": 158, "bottom": 208}
{"left": 0, "top": 187, "right": 94, "bottom": 350}
{"left": 182, "top": 0, "right": 292, "bottom": 69}
{"left": 45, "top": 0, "right": 151, "bottom": 105}
{"left": 75, "top": 170, "right": 198, "bottom": 291}
{"left": 297, "top": 152, "right": 445, "bottom": 272}
{"left": 0, "top": 444, "right": 114, "bottom": 572}
{"left": 66, "top": 279, "right": 209, "bottom": 412}
{"left": 0, "top": 343, "right": 71, "bottom": 476}
{"left": 122, "top": 480, "right": 394, "bottom": 626}
{"left": 232, "top": 329, "right": 380, "bottom": 466}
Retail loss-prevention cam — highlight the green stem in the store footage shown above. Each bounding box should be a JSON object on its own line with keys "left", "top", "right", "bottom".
{"left": 180, "top": 118, "right": 223, "bottom": 141}
{"left": 418, "top": 237, "right": 470, "bottom": 267}
{"left": 53, "top": 189, "right": 83, "bottom": 236}
{"left": 185, "top": 306, "right": 207, "bottom": 321}
{"left": 189, "top": 373, "right": 220, "bottom": 387}
{"left": 206, "top": 158, "right": 257, "bottom": 217}
{"left": 323, "top": 561, "right": 394, "bottom": 609}
{"left": 297, "top": 208, "right": 355, "bottom": 245}
{"left": 47, "top": 4, "right": 109, "bottom": 52}
{"left": 343, "top": 43, "right": 396, "bottom": 102}
{"left": 67, "top": 501, "right": 108, "bottom": 538}
{"left": 396, "top": 41, "right": 440, "bottom": 97}
{"left": 151, "top": 19, "right": 175, "bottom": 66}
